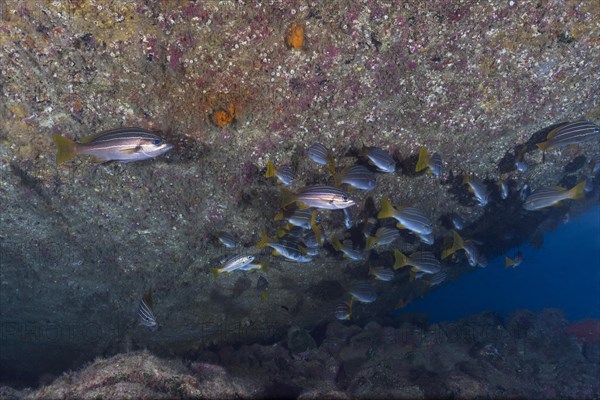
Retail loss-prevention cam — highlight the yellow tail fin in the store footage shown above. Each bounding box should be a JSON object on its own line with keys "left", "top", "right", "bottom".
{"left": 256, "top": 232, "right": 270, "bottom": 248}
{"left": 393, "top": 250, "right": 408, "bottom": 270}
{"left": 377, "top": 197, "right": 397, "bottom": 219}
{"left": 442, "top": 230, "right": 464, "bottom": 259}
{"left": 568, "top": 181, "right": 586, "bottom": 201}
{"left": 365, "top": 236, "right": 377, "bottom": 250}
{"left": 274, "top": 211, "right": 284, "bottom": 221}
{"left": 280, "top": 188, "right": 296, "bottom": 208}
{"left": 415, "top": 146, "right": 430, "bottom": 172}
{"left": 505, "top": 256, "right": 515, "bottom": 268}
{"left": 53, "top": 134, "right": 79, "bottom": 164}
{"left": 260, "top": 290, "right": 268, "bottom": 301}
{"left": 210, "top": 268, "right": 221, "bottom": 277}
{"left": 331, "top": 237, "right": 343, "bottom": 251}
{"left": 265, "top": 160, "right": 276, "bottom": 178}
{"left": 259, "top": 261, "right": 269, "bottom": 272}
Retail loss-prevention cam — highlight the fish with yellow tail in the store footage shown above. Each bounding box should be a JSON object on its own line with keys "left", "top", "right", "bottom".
{"left": 505, "top": 251, "right": 523, "bottom": 268}
{"left": 331, "top": 237, "right": 366, "bottom": 261}
{"left": 211, "top": 254, "right": 255, "bottom": 276}
{"left": 377, "top": 197, "right": 433, "bottom": 236}
{"left": 463, "top": 175, "right": 490, "bottom": 207}
{"left": 415, "top": 146, "right": 443, "bottom": 177}
{"left": 393, "top": 250, "right": 441, "bottom": 274}
{"left": 53, "top": 127, "right": 173, "bottom": 164}
{"left": 280, "top": 185, "right": 355, "bottom": 210}
{"left": 523, "top": 181, "right": 586, "bottom": 211}
{"left": 334, "top": 299, "right": 353, "bottom": 320}
{"left": 265, "top": 160, "right": 295, "bottom": 186}
{"left": 442, "top": 230, "right": 486, "bottom": 268}
{"left": 536, "top": 120, "right": 599, "bottom": 151}
{"left": 256, "top": 232, "right": 312, "bottom": 262}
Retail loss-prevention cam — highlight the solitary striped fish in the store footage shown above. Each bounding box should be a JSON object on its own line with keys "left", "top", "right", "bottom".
{"left": 281, "top": 185, "right": 355, "bottom": 210}
{"left": 138, "top": 289, "right": 158, "bottom": 331}
{"left": 377, "top": 198, "right": 433, "bottom": 236}
{"left": 360, "top": 146, "right": 396, "bottom": 173}
{"left": 211, "top": 254, "right": 255, "bottom": 276}
{"left": 334, "top": 165, "right": 376, "bottom": 191}
{"left": 349, "top": 281, "right": 377, "bottom": 303}
{"left": 463, "top": 175, "right": 490, "bottom": 207}
{"left": 393, "top": 250, "right": 441, "bottom": 274}
{"left": 523, "top": 181, "right": 586, "bottom": 210}
{"left": 537, "top": 120, "right": 600, "bottom": 151}
{"left": 335, "top": 300, "right": 353, "bottom": 320}
{"left": 53, "top": 127, "right": 173, "bottom": 164}
{"left": 416, "top": 147, "right": 443, "bottom": 177}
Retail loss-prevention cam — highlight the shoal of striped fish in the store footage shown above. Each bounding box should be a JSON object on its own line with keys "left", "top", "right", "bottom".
{"left": 523, "top": 181, "right": 586, "bottom": 210}
{"left": 218, "top": 232, "right": 238, "bottom": 248}
{"left": 360, "top": 146, "right": 396, "bottom": 173}
{"left": 138, "top": 289, "right": 158, "bottom": 331}
{"left": 334, "top": 165, "right": 376, "bottom": 191}
{"left": 416, "top": 147, "right": 442, "bottom": 177}
{"left": 368, "top": 266, "right": 395, "bottom": 281}
{"left": 211, "top": 254, "right": 255, "bottom": 276}
{"left": 393, "top": 250, "right": 441, "bottom": 274}
{"left": 537, "top": 120, "right": 600, "bottom": 151}
{"left": 281, "top": 185, "right": 355, "bottom": 210}
{"left": 365, "top": 226, "right": 400, "bottom": 250}
{"left": 331, "top": 238, "right": 366, "bottom": 261}
{"left": 265, "top": 160, "right": 295, "bottom": 186}
{"left": 378, "top": 198, "right": 433, "bottom": 236}
{"left": 256, "top": 233, "right": 312, "bottom": 262}
{"left": 53, "top": 127, "right": 173, "bottom": 164}
{"left": 463, "top": 175, "right": 490, "bottom": 207}
{"left": 349, "top": 281, "right": 377, "bottom": 303}
{"left": 335, "top": 300, "right": 353, "bottom": 320}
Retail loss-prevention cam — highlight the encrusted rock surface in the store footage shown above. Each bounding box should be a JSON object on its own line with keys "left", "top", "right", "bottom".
{"left": 0, "top": 0, "right": 599, "bottom": 383}
{"left": 2, "top": 310, "right": 598, "bottom": 399}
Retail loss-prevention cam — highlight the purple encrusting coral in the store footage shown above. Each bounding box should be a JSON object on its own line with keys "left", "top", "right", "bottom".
{"left": 0, "top": 0, "right": 598, "bottom": 393}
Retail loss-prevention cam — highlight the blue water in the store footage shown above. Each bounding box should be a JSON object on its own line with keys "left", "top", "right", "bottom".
{"left": 400, "top": 205, "right": 600, "bottom": 323}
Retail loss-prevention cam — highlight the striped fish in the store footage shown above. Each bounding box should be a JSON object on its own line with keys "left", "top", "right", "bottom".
{"left": 498, "top": 180, "right": 509, "bottom": 200}
{"left": 365, "top": 226, "right": 400, "bottom": 250}
{"left": 360, "top": 146, "right": 396, "bottom": 173}
{"left": 334, "top": 165, "right": 376, "bottom": 191}
{"left": 335, "top": 300, "right": 353, "bottom": 320}
{"left": 343, "top": 207, "right": 354, "bottom": 229}
{"left": 218, "top": 232, "right": 238, "bottom": 248}
{"left": 393, "top": 250, "right": 441, "bottom": 274}
{"left": 331, "top": 238, "right": 365, "bottom": 261}
{"left": 377, "top": 198, "right": 433, "bottom": 236}
{"left": 368, "top": 266, "right": 395, "bottom": 281}
{"left": 416, "top": 147, "right": 443, "bottom": 177}
{"left": 463, "top": 175, "right": 490, "bottom": 207}
{"left": 265, "top": 160, "right": 295, "bottom": 186}
{"left": 537, "top": 120, "right": 600, "bottom": 151}
{"left": 138, "top": 289, "right": 158, "bottom": 331}
{"left": 523, "top": 181, "right": 586, "bottom": 210}
{"left": 281, "top": 185, "right": 355, "bottom": 210}
{"left": 211, "top": 254, "right": 255, "bottom": 276}
{"left": 441, "top": 231, "right": 485, "bottom": 268}
{"left": 256, "top": 233, "right": 312, "bottom": 262}
{"left": 425, "top": 270, "right": 447, "bottom": 287}
{"left": 52, "top": 127, "right": 173, "bottom": 164}
{"left": 417, "top": 232, "right": 434, "bottom": 245}
{"left": 307, "top": 143, "right": 336, "bottom": 174}
{"left": 349, "top": 281, "right": 377, "bottom": 303}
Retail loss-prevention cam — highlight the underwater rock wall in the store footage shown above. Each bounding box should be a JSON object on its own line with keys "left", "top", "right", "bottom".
{"left": 2, "top": 310, "right": 598, "bottom": 399}
{"left": 0, "top": 0, "right": 599, "bottom": 384}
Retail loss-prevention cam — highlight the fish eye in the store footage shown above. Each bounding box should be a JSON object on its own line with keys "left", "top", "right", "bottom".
{"left": 152, "top": 139, "right": 162, "bottom": 146}
{"left": 342, "top": 195, "right": 349, "bottom": 202}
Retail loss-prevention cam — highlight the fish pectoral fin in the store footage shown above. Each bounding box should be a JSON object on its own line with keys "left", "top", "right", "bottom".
{"left": 89, "top": 156, "right": 110, "bottom": 163}
{"left": 122, "top": 145, "right": 142, "bottom": 154}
